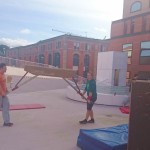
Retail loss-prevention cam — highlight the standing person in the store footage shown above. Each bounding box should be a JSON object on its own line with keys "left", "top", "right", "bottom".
{"left": 0, "top": 63, "right": 13, "bottom": 127}
{"left": 79, "top": 72, "right": 97, "bottom": 124}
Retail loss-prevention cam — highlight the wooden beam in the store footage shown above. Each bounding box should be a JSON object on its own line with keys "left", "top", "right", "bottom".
{"left": 24, "top": 65, "right": 77, "bottom": 78}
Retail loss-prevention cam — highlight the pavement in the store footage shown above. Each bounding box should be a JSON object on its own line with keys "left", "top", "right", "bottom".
{"left": 0, "top": 66, "right": 129, "bottom": 150}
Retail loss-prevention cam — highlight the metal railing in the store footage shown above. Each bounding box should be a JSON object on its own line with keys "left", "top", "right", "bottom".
{"left": 0, "top": 56, "right": 129, "bottom": 95}
{"left": 0, "top": 56, "right": 52, "bottom": 69}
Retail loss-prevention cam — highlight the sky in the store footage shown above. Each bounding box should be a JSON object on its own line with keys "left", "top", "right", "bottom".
{"left": 0, "top": 0, "right": 124, "bottom": 47}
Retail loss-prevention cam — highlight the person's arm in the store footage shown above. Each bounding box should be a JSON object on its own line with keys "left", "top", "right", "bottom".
{"left": 80, "top": 84, "right": 87, "bottom": 99}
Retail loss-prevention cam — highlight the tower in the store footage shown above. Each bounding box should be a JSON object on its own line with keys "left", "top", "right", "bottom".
{"left": 123, "top": 0, "right": 150, "bottom": 18}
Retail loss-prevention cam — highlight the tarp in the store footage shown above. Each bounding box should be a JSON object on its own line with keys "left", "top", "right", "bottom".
{"left": 77, "top": 124, "right": 128, "bottom": 150}
{"left": 120, "top": 106, "right": 130, "bottom": 114}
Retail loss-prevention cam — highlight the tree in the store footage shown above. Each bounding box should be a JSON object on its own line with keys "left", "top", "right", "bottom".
{"left": 0, "top": 45, "right": 9, "bottom": 56}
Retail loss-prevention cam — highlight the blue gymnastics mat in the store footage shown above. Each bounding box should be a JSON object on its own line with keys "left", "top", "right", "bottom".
{"left": 77, "top": 124, "right": 128, "bottom": 150}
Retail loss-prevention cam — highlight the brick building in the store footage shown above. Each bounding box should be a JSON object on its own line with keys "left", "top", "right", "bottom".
{"left": 6, "top": 35, "right": 108, "bottom": 77}
{"left": 6, "top": 0, "right": 150, "bottom": 81}
{"left": 109, "top": 0, "right": 150, "bottom": 82}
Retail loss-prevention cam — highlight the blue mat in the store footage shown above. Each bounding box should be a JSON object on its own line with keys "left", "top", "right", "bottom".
{"left": 77, "top": 124, "right": 128, "bottom": 150}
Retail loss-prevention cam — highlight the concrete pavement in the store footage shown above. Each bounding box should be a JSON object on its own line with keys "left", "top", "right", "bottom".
{"left": 0, "top": 66, "right": 129, "bottom": 150}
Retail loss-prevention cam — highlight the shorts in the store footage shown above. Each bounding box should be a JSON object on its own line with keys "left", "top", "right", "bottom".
{"left": 87, "top": 101, "right": 94, "bottom": 110}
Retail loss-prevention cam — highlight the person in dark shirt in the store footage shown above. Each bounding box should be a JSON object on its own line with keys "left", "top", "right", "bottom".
{"left": 79, "top": 72, "right": 97, "bottom": 124}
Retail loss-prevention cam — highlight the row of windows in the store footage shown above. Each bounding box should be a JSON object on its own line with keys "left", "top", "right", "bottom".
{"left": 44, "top": 42, "right": 94, "bottom": 51}
{"left": 123, "top": 17, "right": 150, "bottom": 35}
{"left": 39, "top": 53, "right": 90, "bottom": 68}
{"left": 73, "top": 54, "right": 90, "bottom": 66}
{"left": 123, "top": 41, "right": 150, "bottom": 65}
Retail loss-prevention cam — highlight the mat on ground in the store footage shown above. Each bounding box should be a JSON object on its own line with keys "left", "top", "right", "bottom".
{"left": 9, "top": 104, "right": 45, "bottom": 110}
{"left": 120, "top": 106, "right": 130, "bottom": 114}
{"left": 77, "top": 124, "right": 128, "bottom": 150}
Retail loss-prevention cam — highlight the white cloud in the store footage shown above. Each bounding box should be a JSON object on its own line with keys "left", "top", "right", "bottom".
{"left": 20, "top": 28, "right": 31, "bottom": 34}
{"left": 0, "top": 38, "right": 32, "bottom": 48}
{"left": 94, "top": 27, "right": 108, "bottom": 33}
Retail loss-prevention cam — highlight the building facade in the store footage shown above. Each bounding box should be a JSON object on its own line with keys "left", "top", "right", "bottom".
{"left": 6, "top": 35, "right": 108, "bottom": 77}
{"left": 109, "top": 0, "right": 150, "bottom": 82}
{"left": 6, "top": 0, "right": 150, "bottom": 81}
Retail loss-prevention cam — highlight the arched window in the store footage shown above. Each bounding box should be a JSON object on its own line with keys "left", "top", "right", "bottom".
{"left": 131, "top": 1, "right": 142, "bottom": 12}
{"left": 84, "top": 54, "right": 90, "bottom": 67}
{"left": 73, "top": 54, "right": 79, "bottom": 66}
{"left": 53, "top": 52, "right": 60, "bottom": 67}
{"left": 35, "top": 56, "right": 38, "bottom": 63}
{"left": 83, "top": 55, "right": 90, "bottom": 78}
{"left": 48, "top": 54, "right": 52, "bottom": 65}
{"left": 38, "top": 54, "right": 45, "bottom": 64}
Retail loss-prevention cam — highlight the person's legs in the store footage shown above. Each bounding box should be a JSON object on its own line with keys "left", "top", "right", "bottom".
{"left": 87, "top": 101, "right": 95, "bottom": 123}
{"left": 87, "top": 109, "right": 94, "bottom": 123}
{"left": 79, "top": 102, "right": 94, "bottom": 124}
{"left": 2, "top": 96, "right": 10, "bottom": 123}
{"left": 85, "top": 110, "right": 90, "bottom": 120}
{"left": 89, "top": 110, "right": 94, "bottom": 119}
{"left": 0, "top": 96, "right": 2, "bottom": 111}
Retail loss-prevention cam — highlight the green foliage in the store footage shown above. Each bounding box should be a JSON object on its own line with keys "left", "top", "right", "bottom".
{"left": 0, "top": 45, "right": 9, "bottom": 56}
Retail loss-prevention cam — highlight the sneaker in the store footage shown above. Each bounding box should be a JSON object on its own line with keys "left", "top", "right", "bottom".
{"left": 87, "top": 119, "right": 94, "bottom": 123}
{"left": 3, "top": 122, "right": 13, "bottom": 127}
{"left": 79, "top": 119, "right": 87, "bottom": 124}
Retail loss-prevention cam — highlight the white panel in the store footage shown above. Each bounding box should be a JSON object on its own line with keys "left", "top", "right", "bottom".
{"left": 112, "top": 52, "right": 128, "bottom": 69}
{"left": 97, "top": 52, "right": 114, "bottom": 69}
{"left": 97, "top": 69, "right": 113, "bottom": 86}
{"left": 97, "top": 51, "right": 128, "bottom": 86}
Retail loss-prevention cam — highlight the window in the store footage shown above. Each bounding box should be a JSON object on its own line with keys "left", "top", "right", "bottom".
{"left": 127, "top": 58, "right": 131, "bottom": 64}
{"left": 141, "top": 50, "right": 150, "bottom": 56}
{"left": 48, "top": 43, "right": 52, "bottom": 50}
{"left": 48, "top": 54, "right": 52, "bottom": 65}
{"left": 56, "top": 41, "right": 61, "bottom": 49}
{"left": 100, "top": 45, "right": 106, "bottom": 52}
{"left": 140, "top": 41, "right": 150, "bottom": 65}
{"left": 126, "top": 72, "right": 130, "bottom": 79}
{"left": 73, "top": 54, "right": 79, "bottom": 66}
{"left": 85, "top": 43, "right": 90, "bottom": 50}
{"left": 131, "top": 20, "right": 135, "bottom": 34}
{"left": 126, "top": 71, "right": 131, "bottom": 86}
{"left": 123, "top": 44, "right": 132, "bottom": 64}
{"left": 84, "top": 54, "right": 90, "bottom": 67}
{"left": 38, "top": 54, "right": 45, "bottom": 64}
{"left": 41, "top": 45, "right": 45, "bottom": 51}
{"left": 131, "top": 1, "right": 142, "bottom": 12}
{"left": 124, "top": 22, "right": 128, "bottom": 34}
{"left": 142, "top": 16, "right": 146, "bottom": 32}
{"left": 74, "top": 42, "right": 80, "bottom": 50}
{"left": 53, "top": 52, "right": 60, "bottom": 67}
